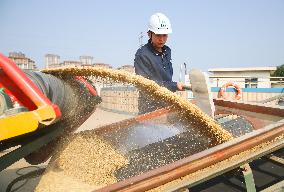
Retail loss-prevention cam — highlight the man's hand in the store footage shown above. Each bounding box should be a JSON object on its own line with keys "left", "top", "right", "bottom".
{"left": 177, "top": 82, "right": 192, "bottom": 91}
{"left": 177, "top": 82, "right": 184, "bottom": 91}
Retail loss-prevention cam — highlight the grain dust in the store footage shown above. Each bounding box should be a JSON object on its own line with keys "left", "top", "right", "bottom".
{"left": 43, "top": 66, "right": 234, "bottom": 143}
{"left": 35, "top": 131, "right": 128, "bottom": 191}
{"left": 36, "top": 66, "right": 234, "bottom": 190}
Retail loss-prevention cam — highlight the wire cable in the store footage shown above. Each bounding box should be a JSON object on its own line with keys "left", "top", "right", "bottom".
{"left": 6, "top": 166, "right": 45, "bottom": 192}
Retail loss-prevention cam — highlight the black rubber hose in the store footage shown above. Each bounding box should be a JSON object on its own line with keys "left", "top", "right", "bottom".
{"left": 23, "top": 70, "right": 67, "bottom": 113}
{"left": 6, "top": 168, "right": 46, "bottom": 192}
{"left": 24, "top": 70, "right": 101, "bottom": 120}
{"left": 22, "top": 71, "right": 101, "bottom": 164}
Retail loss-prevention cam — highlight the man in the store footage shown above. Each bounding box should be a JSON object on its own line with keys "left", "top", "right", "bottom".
{"left": 134, "top": 12, "right": 185, "bottom": 114}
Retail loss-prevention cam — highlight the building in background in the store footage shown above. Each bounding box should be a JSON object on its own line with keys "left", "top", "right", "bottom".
{"left": 208, "top": 67, "right": 277, "bottom": 88}
{"left": 45, "top": 54, "right": 60, "bottom": 68}
{"left": 45, "top": 54, "right": 95, "bottom": 68}
{"left": 8, "top": 52, "right": 37, "bottom": 70}
{"left": 118, "top": 65, "right": 134, "bottom": 73}
{"left": 79, "top": 56, "right": 93, "bottom": 66}
{"left": 62, "top": 60, "right": 83, "bottom": 67}
{"left": 44, "top": 54, "right": 60, "bottom": 68}
{"left": 93, "top": 63, "right": 112, "bottom": 68}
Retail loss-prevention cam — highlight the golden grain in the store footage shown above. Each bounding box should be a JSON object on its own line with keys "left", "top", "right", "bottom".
{"left": 43, "top": 66, "right": 234, "bottom": 143}
{"left": 36, "top": 66, "right": 234, "bottom": 190}
{"left": 36, "top": 131, "right": 128, "bottom": 191}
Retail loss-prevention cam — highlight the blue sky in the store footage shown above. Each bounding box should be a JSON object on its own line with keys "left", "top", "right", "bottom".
{"left": 0, "top": 0, "right": 284, "bottom": 81}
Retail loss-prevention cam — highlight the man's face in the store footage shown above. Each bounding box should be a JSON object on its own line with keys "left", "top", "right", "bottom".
{"left": 148, "top": 32, "right": 168, "bottom": 50}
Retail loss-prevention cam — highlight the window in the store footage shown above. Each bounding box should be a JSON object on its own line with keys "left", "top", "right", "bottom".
{"left": 245, "top": 78, "right": 258, "bottom": 88}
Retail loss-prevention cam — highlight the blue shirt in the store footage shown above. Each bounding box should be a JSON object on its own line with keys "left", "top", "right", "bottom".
{"left": 134, "top": 41, "right": 178, "bottom": 92}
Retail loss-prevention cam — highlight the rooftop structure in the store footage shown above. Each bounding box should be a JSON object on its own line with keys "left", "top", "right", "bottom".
{"left": 118, "top": 65, "right": 134, "bottom": 73}
{"left": 63, "top": 60, "right": 83, "bottom": 66}
{"left": 45, "top": 54, "right": 60, "bottom": 69}
{"left": 79, "top": 56, "right": 93, "bottom": 66}
{"left": 93, "top": 63, "right": 112, "bottom": 68}
{"left": 8, "top": 52, "right": 37, "bottom": 70}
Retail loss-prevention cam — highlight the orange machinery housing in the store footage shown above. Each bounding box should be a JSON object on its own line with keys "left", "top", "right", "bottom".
{"left": 0, "top": 53, "right": 100, "bottom": 168}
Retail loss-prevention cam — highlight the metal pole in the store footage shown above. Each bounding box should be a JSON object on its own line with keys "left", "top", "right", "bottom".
{"left": 139, "top": 32, "right": 144, "bottom": 48}
{"left": 184, "top": 63, "right": 187, "bottom": 75}
{"left": 179, "top": 63, "right": 183, "bottom": 82}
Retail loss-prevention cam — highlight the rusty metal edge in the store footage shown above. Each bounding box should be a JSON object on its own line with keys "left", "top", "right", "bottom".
{"left": 213, "top": 99, "right": 284, "bottom": 117}
{"left": 97, "top": 120, "right": 284, "bottom": 192}
{"left": 161, "top": 136, "right": 284, "bottom": 191}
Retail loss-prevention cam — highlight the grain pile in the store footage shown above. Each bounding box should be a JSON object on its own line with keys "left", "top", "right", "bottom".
{"left": 43, "top": 66, "right": 234, "bottom": 144}
{"left": 35, "top": 131, "right": 128, "bottom": 191}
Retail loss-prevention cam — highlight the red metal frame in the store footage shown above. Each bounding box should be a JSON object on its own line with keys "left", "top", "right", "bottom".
{"left": 0, "top": 53, "right": 61, "bottom": 118}
{"left": 0, "top": 85, "right": 18, "bottom": 104}
{"left": 75, "top": 76, "right": 97, "bottom": 96}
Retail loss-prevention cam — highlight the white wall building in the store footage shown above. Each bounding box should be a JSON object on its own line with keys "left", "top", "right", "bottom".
{"left": 79, "top": 56, "right": 93, "bottom": 66}
{"left": 45, "top": 54, "right": 60, "bottom": 68}
{"left": 118, "top": 65, "right": 135, "bottom": 73}
{"left": 9, "top": 52, "right": 37, "bottom": 70}
{"left": 208, "top": 67, "right": 277, "bottom": 88}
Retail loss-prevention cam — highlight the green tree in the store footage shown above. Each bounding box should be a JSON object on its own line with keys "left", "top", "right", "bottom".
{"left": 272, "top": 64, "right": 284, "bottom": 77}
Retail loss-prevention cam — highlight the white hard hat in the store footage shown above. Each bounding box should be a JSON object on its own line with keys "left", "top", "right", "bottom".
{"left": 148, "top": 13, "right": 172, "bottom": 34}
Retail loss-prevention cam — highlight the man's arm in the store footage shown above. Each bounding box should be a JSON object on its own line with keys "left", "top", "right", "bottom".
{"left": 134, "top": 55, "right": 180, "bottom": 92}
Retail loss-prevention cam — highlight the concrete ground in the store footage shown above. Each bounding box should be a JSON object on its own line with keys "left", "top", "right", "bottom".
{"left": 76, "top": 107, "right": 133, "bottom": 132}
{"left": 0, "top": 107, "right": 133, "bottom": 192}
